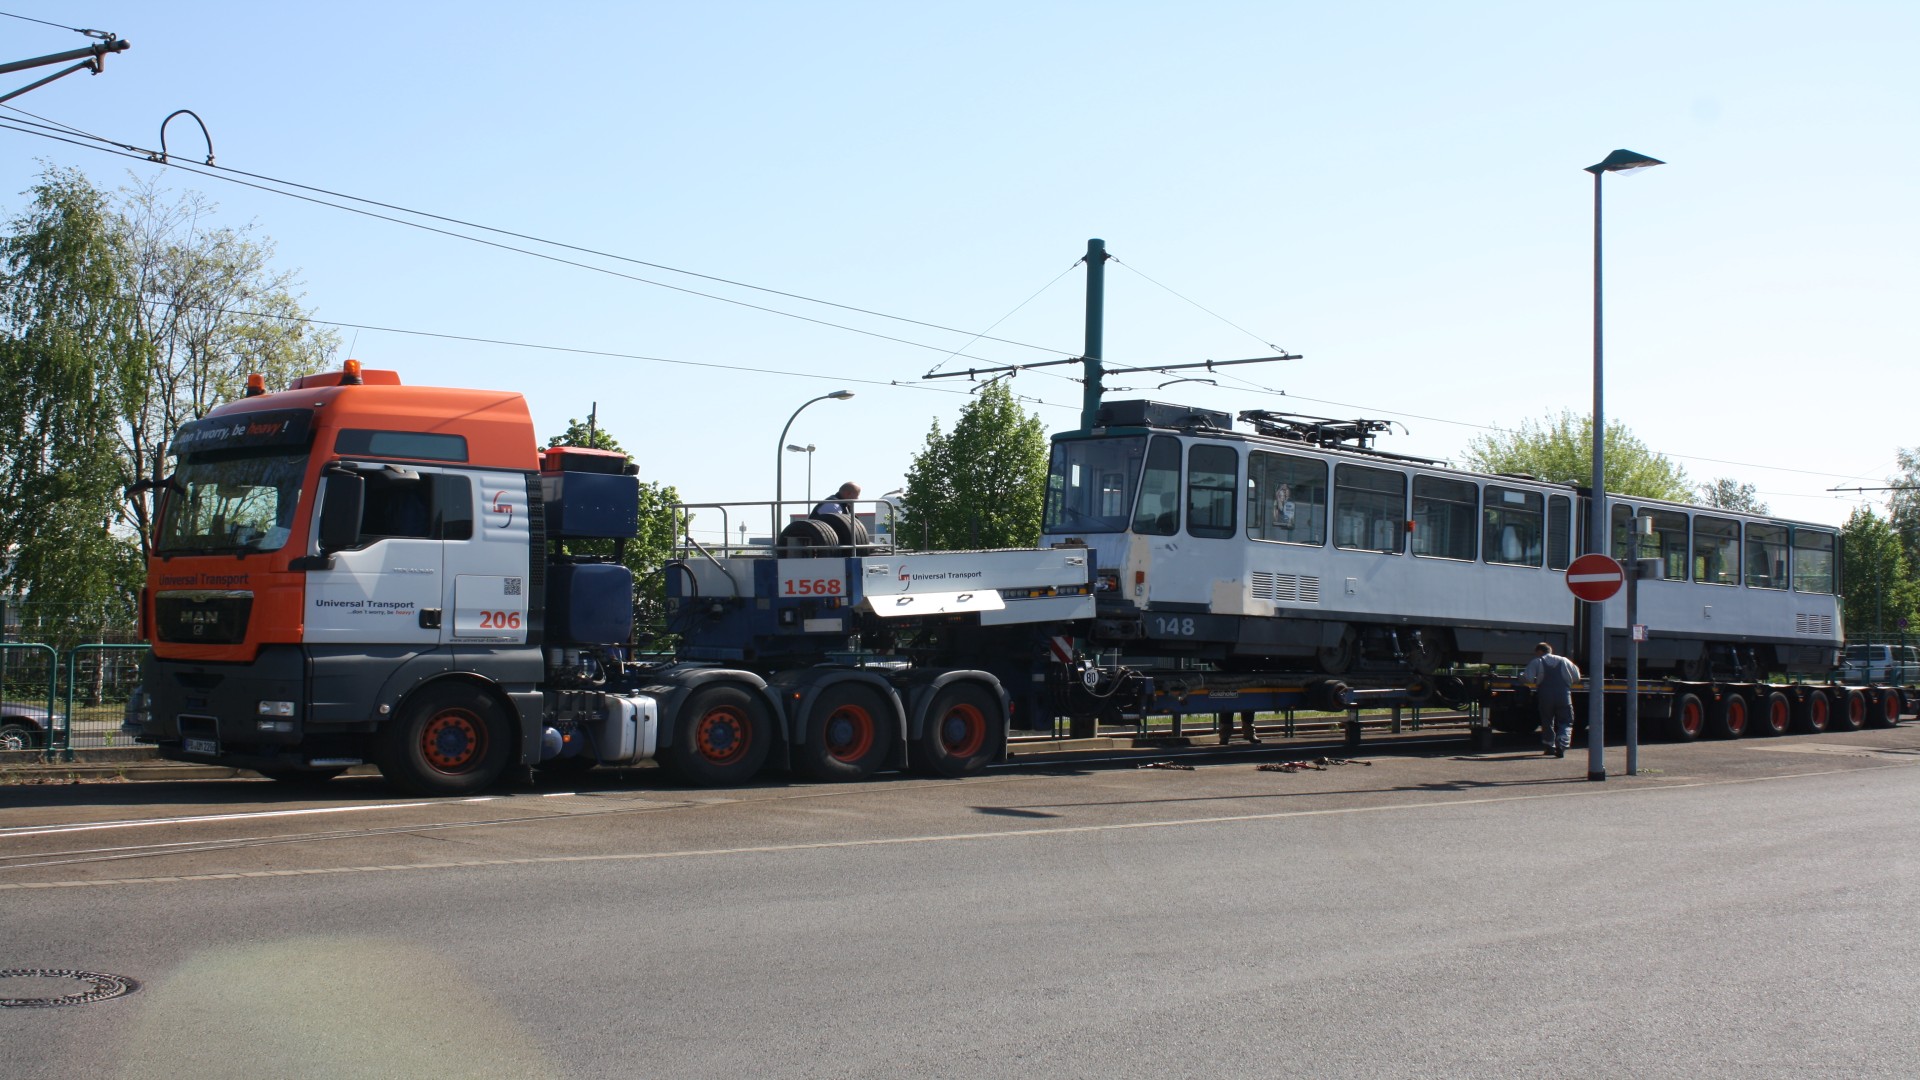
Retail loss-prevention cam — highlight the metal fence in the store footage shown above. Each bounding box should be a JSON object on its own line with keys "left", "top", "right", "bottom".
{"left": 0, "top": 641, "right": 148, "bottom": 761}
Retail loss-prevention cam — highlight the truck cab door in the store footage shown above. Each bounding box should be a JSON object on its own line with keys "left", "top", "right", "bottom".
{"left": 304, "top": 465, "right": 458, "bottom": 647}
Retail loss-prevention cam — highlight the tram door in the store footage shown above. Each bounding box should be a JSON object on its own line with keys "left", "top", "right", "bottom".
{"left": 1136, "top": 439, "right": 1243, "bottom": 621}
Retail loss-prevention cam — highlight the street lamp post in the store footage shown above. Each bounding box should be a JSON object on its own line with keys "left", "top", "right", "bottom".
{"left": 786, "top": 443, "right": 817, "bottom": 506}
{"left": 775, "top": 391, "right": 853, "bottom": 536}
{"left": 1584, "top": 148, "right": 1664, "bottom": 783}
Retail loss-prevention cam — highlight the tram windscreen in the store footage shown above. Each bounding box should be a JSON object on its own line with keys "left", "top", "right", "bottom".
{"left": 1044, "top": 436, "right": 1146, "bottom": 533}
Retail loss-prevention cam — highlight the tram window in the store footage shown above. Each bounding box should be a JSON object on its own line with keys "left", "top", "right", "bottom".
{"left": 1412, "top": 476, "right": 1477, "bottom": 560}
{"left": 1547, "top": 495, "right": 1571, "bottom": 569}
{"left": 1610, "top": 504, "right": 1636, "bottom": 562}
{"left": 1044, "top": 436, "right": 1146, "bottom": 534}
{"left": 1186, "top": 443, "right": 1239, "bottom": 540}
{"left": 1247, "top": 450, "right": 1327, "bottom": 545}
{"left": 1334, "top": 464, "right": 1405, "bottom": 553}
{"left": 1129, "top": 435, "right": 1182, "bottom": 536}
{"left": 1693, "top": 516, "right": 1739, "bottom": 586}
{"left": 1614, "top": 505, "right": 1686, "bottom": 578}
{"left": 1745, "top": 522, "right": 1788, "bottom": 590}
{"left": 1484, "top": 485, "right": 1544, "bottom": 567}
{"left": 1792, "top": 529, "right": 1835, "bottom": 594}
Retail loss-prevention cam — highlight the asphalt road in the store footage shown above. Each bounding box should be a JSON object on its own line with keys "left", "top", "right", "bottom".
{"left": 5, "top": 729, "right": 1920, "bottom": 1079}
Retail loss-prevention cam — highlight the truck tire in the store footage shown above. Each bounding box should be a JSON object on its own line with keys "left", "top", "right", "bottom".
{"left": 1830, "top": 689, "right": 1867, "bottom": 732}
{"left": 1794, "top": 689, "right": 1829, "bottom": 734}
{"left": 663, "top": 684, "right": 771, "bottom": 786}
{"left": 1868, "top": 687, "right": 1903, "bottom": 728}
{"left": 911, "top": 681, "right": 999, "bottom": 778}
{"left": 1667, "top": 692, "right": 1705, "bottom": 742}
{"left": 375, "top": 684, "right": 511, "bottom": 797}
{"left": 1753, "top": 691, "right": 1792, "bottom": 737}
{"left": 795, "top": 683, "right": 896, "bottom": 782}
{"left": 1706, "top": 694, "right": 1748, "bottom": 740}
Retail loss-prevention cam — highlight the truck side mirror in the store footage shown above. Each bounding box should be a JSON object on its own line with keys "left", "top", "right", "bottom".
{"left": 318, "top": 470, "right": 365, "bottom": 551}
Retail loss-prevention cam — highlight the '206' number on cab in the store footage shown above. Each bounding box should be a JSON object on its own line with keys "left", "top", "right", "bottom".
{"left": 478, "top": 610, "right": 523, "bottom": 630}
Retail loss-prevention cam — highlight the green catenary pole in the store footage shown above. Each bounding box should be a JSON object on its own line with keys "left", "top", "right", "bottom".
{"left": 1080, "top": 238, "right": 1108, "bottom": 431}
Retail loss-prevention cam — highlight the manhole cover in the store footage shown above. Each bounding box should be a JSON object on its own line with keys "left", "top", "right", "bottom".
{"left": 0, "top": 969, "right": 139, "bottom": 1008}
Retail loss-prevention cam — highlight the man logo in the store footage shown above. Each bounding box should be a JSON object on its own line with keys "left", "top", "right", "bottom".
{"left": 491, "top": 491, "right": 514, "bottom": 528}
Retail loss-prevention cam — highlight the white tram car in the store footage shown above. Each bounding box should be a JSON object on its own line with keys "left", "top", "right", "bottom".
{"left": 1040, "top": 400, "right": 1842, "bottom": 680}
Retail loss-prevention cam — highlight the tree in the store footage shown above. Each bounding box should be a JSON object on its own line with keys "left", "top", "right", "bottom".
{"left": 545, "top": 419, "right": 680, "bottom": 642}
{"left": 1463, "top": 411, "right": 1691, "bottom": 501}
{"left": 1840, "top": 507, "right": 1920, "bottom": 640}
{"left": 0, "top": 167, "right": 146, "bottom": 645}
{"left": 1886, "top": 447, "right": 1920, "bottom": 577}
{"left": 899, "top": 380, "right": 1049, "bottom": 550}
{"left": 118, "top": 176, "right": 338, "bottom": 559}
{"left": 1698, "top": 478, "right": 1768, "bottom": 514}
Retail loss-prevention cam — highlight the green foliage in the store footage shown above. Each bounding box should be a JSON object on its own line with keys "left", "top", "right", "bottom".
{"left": 0, "top": 167, "right": 146, "bottom": 638}
{"left": 546, "top": 419, "right": 681, "bottom": 640}
{"left": 1840, "top": 507, "right": 1920, "bottom": 640}
{"left": 1887, "top": 447, "right": 1920, "bottom": 577}
{"left": 118, "top": 175, "right": 337, "bottom": 558}
{"left": 1463, "top": 411, "right": 1691, "bottom": 501}
{"left": 899, "top": 381, "right": 1048, "bottom": 550}
{"left": 1697, "top": 477, "right": 1767, "bottom": 514}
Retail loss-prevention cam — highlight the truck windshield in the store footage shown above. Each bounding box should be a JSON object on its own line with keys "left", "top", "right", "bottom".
{"left": 156, "top": 450, "right": 309, "bottom": 556}
{"left": 1043, "top": 436, "right": 1146, "bottom": 533}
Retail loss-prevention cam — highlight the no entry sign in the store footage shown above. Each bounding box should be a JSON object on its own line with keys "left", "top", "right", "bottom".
{"left": 1566, "top": 553, "right": 1625, "bottom": 602}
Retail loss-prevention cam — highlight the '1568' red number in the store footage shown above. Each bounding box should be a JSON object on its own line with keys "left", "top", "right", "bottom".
{"left": 782, "top": 578, "right": 844, "bottom": 596}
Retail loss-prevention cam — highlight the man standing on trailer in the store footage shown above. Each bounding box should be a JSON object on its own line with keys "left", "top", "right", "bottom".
{"left": 1523, "top": 642, "right": 1581, "bottom": 758}
{"left": 814, "top": 482, "right": 860, "bottom": 515}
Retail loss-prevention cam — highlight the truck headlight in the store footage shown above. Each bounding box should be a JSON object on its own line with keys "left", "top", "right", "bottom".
{"left": 257, "top": 700, "right": 296, "bottom": 717}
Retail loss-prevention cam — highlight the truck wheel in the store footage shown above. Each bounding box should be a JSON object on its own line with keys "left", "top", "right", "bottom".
{"left": 1668, "top": 693, "right": 1705, "bottom": 742}
{"left": 1794, "top": 689, "right": 1829, "bottom": 734}
{"left": 1868, "top": 687, "right": 1903, "bottom": 728}
{"left": 1707, "top": 694, "right": 1748, "bottom": 739}
{"left": 1754, "top": 691, "right": 1792, "bottom": 737}
{"left": 911, "top": 682, "right": 999, "bottom": 778}
{"left": 795, "top": 683, "right": 896, "bottom": 782}
{"left": 0, "top": 722, "right": 39, "bottom": 752}
{"left": 375, "top": 684, "right": 511, "bottom": 797}
{"left": 664, "top": 684, "right": 771, "bottom": 786}
{"left": 1830, "top": 689, "right": 1867, "bottom": 732}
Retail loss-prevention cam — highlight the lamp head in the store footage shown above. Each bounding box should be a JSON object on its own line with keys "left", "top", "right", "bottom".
{"left": 828, "top": 390, "right": 854, "bottom": 400}
{"left": 786, "top": 444, "right": 814, "bottom": 453}
{"left": 1586, "top": 149, "right": 1664, "bottom": 175}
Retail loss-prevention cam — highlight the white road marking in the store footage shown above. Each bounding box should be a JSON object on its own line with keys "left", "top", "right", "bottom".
{"left": 0, "top": 801, "right": 440, "bottom": 839}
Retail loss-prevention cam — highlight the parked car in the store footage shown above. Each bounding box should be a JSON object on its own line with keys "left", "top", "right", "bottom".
{"left": 1, "top": 701, "right": 60, "bottom": 751}
{"left": 1839, "top": 643, "right": 1919, "bottom": 685}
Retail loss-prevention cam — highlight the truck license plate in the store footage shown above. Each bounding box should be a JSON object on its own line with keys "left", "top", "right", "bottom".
{"left": 184, "top": 737, "right": 219, "bottom": 756}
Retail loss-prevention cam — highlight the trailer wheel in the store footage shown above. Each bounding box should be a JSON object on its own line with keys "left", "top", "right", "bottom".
{"left": 1868, "top": 687, "right": 1903, "bottom": 728}
{"left": 1754, "top": 691, "right": 1792, "bottom": 737}
{"left": 795, "top": 683, "right": 895, "bottom": 782}
{"left": 1830, "top": 689, "right": 1867, "bottom": 733}
{"left": 1668, "top": 692, "right": 1705, "bottom": 742}
{"left": 911, "top": 681, "right": 999, "bottom": 778}
{"left": 664, "top": 684, "right": 771, "bottom": 786}
{"left": 1707, "top": 694, "right": 1748, "bottom": 739}
{"left": 375, "top": 684, "right": 511, "bottom": 797}
{"left": 1794, "top": 689, "right": 1830, "bottom": 734}
{"left": 1315, "top": 627, "right": 1357, "bottom": 675}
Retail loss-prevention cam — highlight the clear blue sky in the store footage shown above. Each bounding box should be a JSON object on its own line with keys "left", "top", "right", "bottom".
{"left": 3, "top": 1, "right": 1913, "bottom": 538}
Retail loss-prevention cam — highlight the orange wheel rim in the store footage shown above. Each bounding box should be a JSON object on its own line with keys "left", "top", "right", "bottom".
{"left": 421, "top": 708, "right": 486, "bottom": 772}
{"left": 1725, "top": 699, "right": 1746, "bottom": 735}
{"left": 1681, "top": 701, "right": 1703, "bottom": 736}
{"left": 938, "top": 703, "right": 988, "bottom": 758}
{"left": 1769, "top": 699, "right": 1790, "bottom": 732}
{"left": 824, "top": 703, "right": 876, "bottom": 763}
{"left": 1810, "top": 697, "right": 1828, "bottom": 729}
{"left": 694, "top": 705, "right": 752, "bottom": 766}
